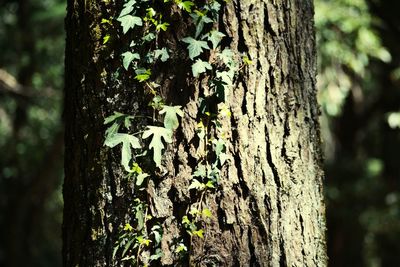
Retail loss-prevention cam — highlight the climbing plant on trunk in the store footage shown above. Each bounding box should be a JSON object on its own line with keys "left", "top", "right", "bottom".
{"left": 63, "top": 0, "right": 327, "bottom": 266}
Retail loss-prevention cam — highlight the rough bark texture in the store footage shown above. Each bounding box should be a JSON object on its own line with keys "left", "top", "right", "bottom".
{"left": 63, "top": 0, "right": 327, "bottom": 266}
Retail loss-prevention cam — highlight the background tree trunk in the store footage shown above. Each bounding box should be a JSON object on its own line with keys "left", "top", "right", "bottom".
{"left": 63, "top": 0, "right": 327, "bottom": 266}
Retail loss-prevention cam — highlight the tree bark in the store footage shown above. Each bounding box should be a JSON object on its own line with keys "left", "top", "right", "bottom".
{"left": 63, "top": 0, "right": 327, "bottom": 266}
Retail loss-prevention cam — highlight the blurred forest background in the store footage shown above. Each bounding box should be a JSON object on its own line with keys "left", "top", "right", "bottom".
{"left": 0, "top": 0, "right": 399, "bottom": 266}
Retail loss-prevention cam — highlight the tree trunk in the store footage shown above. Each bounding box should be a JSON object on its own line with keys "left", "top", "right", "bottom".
{"left": 63, "top": 0, "right": 327, "bottom": 266}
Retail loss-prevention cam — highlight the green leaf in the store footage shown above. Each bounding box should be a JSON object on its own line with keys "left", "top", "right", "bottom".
{"left": 104, "top": 111, "right": 125, "bottom": 125}
{"left": 175, "top": 243, "right": 187, "bottom": 253}
{"left": 142, "top": 126, "right": 173, "bottom": 167}
{"left": 192, "top": 229, "right": 204, "bottom": 238}
{"left": 196, "top": 121, "right": 206, "bottom": 139}
{"left": 124, "top": 223, "right": 133, "bottom": 231}
{"left": 193, "top": 164, "right": 206, "bottom": 178}
{"left": 154, "top": 48, "right": 170, "bottom": 62}
{"left": 142, "top": 32, "right": 156, "bottom": 42}
{"left": 131, "top": 163, "right": 142, "bottom": 174}
{"left": 178, "top": 1, "right": 195, "bottom": 12}
{"left": 156, "top": 22, "right": 170, "bottom": 31}
{"left": 146, "top": 7, "right": 156, "bottom": 18}
{"left": 122, "top": 238, "right": 134, "bottom": 257}
{"left": 123, "top": 0, "right": 137, "bottom": 8}
{"left": 211, "top": 78, "right": 227, "bottom": 101}
{"left": 182, "top": 215, "right": 191, "bottom": 225}
{"left": 117, "top": 15, "right": 143, "bottom": 34}
{"left": 219, "top": 152, "right": 228, "bottom": 165}
{"left": 182, "top": 37, "right": 210, "bottom": 60}
{"left": 192, "top": 59, "right": 212, "bottom": 77}
{"left": 217, "top": 49, "right": 235, "bottom": 66}
{"left": 202, "top": 208, "right": 212, "bottom": 218}
{"left": 112, "top": 245, "right": 119, "bottom": 259}
{"left": 119, "top": 5, "right": 134, "bottom": 18}
{"left": 136, "top": 173, "right": 149, "bottom": 186}
{"left": 104, "top": 133, "right": 141, "bottom": 171}
{"left": 216, "top": 70, "right": 234, "bottom": 86}
{"left": 149, "top": 95, "right": 164, "bottom": 110}
{"left": 101, "top": 18, "right": 112, "bottom": 25}
{"left": 124, "top": 115, "right": 135, "bottom": 129}
{"left": 151, "top": 225, "right": 162, "bottom": 244}
{"left": 205, "top": 180, "right": 215, "bottom": 189}
{"left": 243, "top": 55, "right": 253, "bottom": 65}
{"left": 207, "top": 30, "right": 225, "bottom": 49}
{"left": 150, "top": 248, "right": 163, "bottom": 260}
{"left": 205, "top": 1, "right": 221, "bottom": 17}
{"left": 103, "top": 34, "right": 111, "bottom": 44}
{"left": 105, "top": 122, "right": 120, "bottom": 137}
{"left": 121, "top": 51, "right": 140, "bottom": 70}
{"left": 212, "top": 138, "right": 225, "bottom": 158}
{"left": 190, "top": 13, "right": 213, "bottom": 38}
{"left": 159, "top": 105, "right": 184, "bottom": 130}
{"left": 188, "top": 179, "right": 205, "bottom": 191}
{"left": 135, "top": 206, "right": 144, "bottom": 230}
{"left": 134, "top": 68, "right": 151, "bottom": 82}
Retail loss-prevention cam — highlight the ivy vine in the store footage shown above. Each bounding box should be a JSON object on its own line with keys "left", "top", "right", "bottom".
{"left": 102, "top": 0, "right": 248, "bottom": 265}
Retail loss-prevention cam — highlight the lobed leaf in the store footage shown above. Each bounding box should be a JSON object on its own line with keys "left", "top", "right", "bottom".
{"left": 159, "top": 105, "right": 184, "bottom": 130}
{"left": 142, "top": 126, "right": 173, "bottom": 167}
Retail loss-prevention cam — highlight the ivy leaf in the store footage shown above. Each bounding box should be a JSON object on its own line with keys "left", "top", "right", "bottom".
{"left": 193, "top": 164, "right": 206, "bottom": 178}
{"left": 212, "top": 138, "right": 225, "bottom": 158}
{"left": 159, "top": 105, "right": 184, "bottom": 130}
{"left": 190, "top": 13, "right": 213, "bottom": 38}
{"left": 124, "top": 223, "right": 133, "bottom": 232}
{"left": 104, "top": 133, "right": 141, "bottom": 171}
{"left": 205, "top": 180, "right": 215, "bottom": 189}
{"left": 182, "top": 37, "right": 210, "bottom": 60}
{"left": 154, "top": 48, "right": 170, "bottom": 62}
{"left": 134, "top": 68, "right": 151, "bottom": 82}
{"left": 243, "top": 55, "right": 253, "bottom": 65}
{"left": 150, "top": 248, "right": 163, "bottom": 260}
{"left": 175, "top": 243, "right": 188, "bottom": 253}
{"left": 136, "top": 173, "right": 149, "bottom": 186}
{"left": 121, "top": 238, "right": 134, "bottom": 258}
{"left": 178, "top": 1, "right": 195, "bottom": 12}
{"left": 123, "top": 0, "right": 137, "bottom": 8}
{"left": 207, "top": 30, "right": 225, "bottom": 49}
{"left": 119, "top": 5, "right": 134, "bottom": 18}
{"left": 211, "top": 78, "right": 227, "bottom": 102}
{"left": 192, "top": 59, "right": 212, "bottom": 77}
{"left": 216, "top": 70, "right": 234, "bottom": 86}
{"left": 151, "top": 226, "right": 162, "bottom": 244}
{"left": 142, "top": 32, "right": 156, "bottom": 42}
{"left": 206, "top": 1, "right": 221, "bottom": 17}
{"left": 156, "top": 22, "right": 170, "bottom": 31}
{"left": 117, "top": 15, "right": 143, "bottom": 34}
{"left": 104, "top": 111, "right": 125, "bottom": 125}
{"left": 103, "top": 34, "right": 111, "bottom": 44}
{"left": 105, "top": 122, "right": 120, "bottom": 137}
{"left": 202, "top": 208, "right": 212, "bottom": 218}
{"left": 219, "top": 152, "right": 228, "bottom": 165}
{"left": 135, "top": 207, "right": 145, "bottom": 230}
{"left": 142, "top": 126, "right": 173, "bottom": 167}
{"left": 217, "top": 49, "right": 235, "bottom": 66}
{"left": 192, "top": 229, "right": 204, "bottom": 238}
{"left": 121, "top": 51, "right": 140, "bottom": 70}
{"left": 182, "top": 215, "right": 191, "bottom": 225}
{"left": 188, "top": 179, "right": 205, "bottom": 191}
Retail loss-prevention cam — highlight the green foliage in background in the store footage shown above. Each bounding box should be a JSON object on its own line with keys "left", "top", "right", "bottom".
{"left": 316, "top": 0, "right": 400, "bottom": 266}
{"left": 0, "top": 0, "right": 65, "bottom": 266}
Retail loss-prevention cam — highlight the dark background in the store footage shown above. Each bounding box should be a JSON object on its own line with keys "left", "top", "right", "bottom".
{"left": 0, "top": 0, "right": 399, "bottom": 266}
